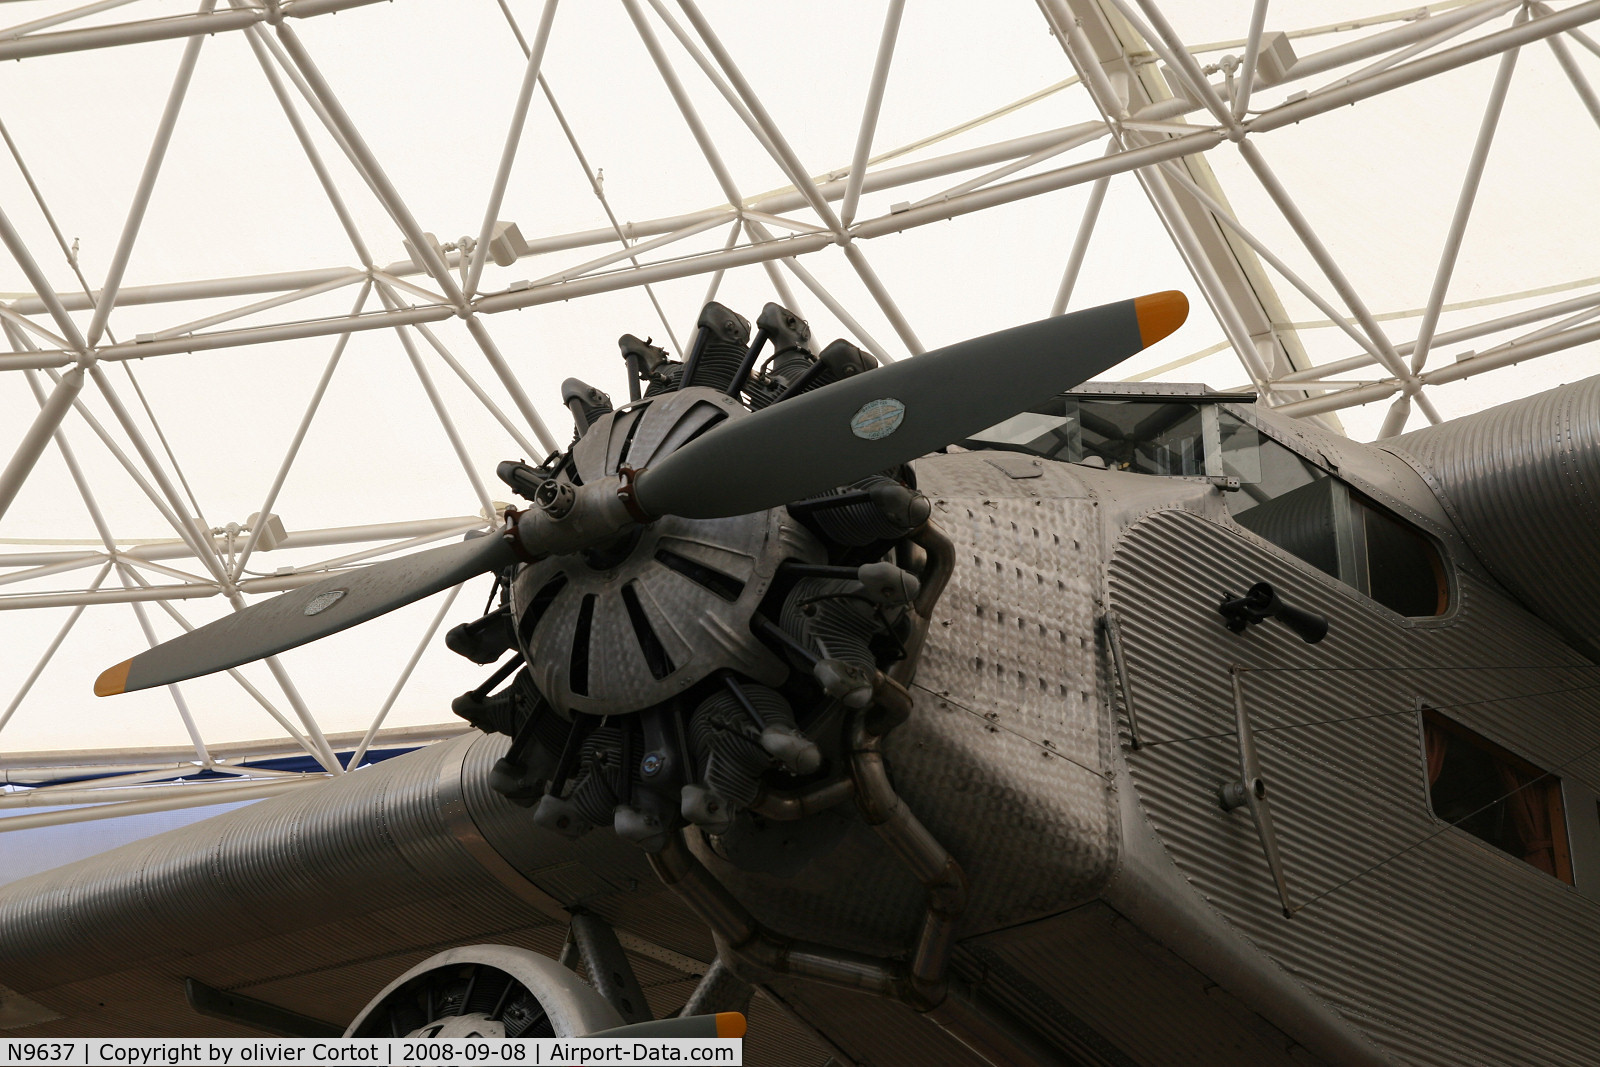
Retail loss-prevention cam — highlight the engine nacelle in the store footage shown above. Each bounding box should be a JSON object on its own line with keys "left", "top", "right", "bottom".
{"left": 344, "top": 945, "right": 622, "bottom": 1039}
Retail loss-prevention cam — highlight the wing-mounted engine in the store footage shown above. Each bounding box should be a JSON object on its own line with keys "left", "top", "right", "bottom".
{"left": 449, "top": 301, "right": 950, "bottom": 860}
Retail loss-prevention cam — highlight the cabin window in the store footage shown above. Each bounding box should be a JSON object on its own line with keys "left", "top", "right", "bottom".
{"left": 1224, "top": 434, "right": 1448, "bottom": 617}
{"left": 1422, "top": 710, "right": 1572, "bottom": 883}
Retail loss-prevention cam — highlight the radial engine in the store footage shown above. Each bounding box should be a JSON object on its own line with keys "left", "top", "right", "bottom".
{"left": 446, "top": 301, "right": 952, "bottom": 856}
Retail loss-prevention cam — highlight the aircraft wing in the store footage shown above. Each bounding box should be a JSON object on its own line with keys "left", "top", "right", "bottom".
{"left": 0, "top": 733, "right": 827, "bottom": 1062}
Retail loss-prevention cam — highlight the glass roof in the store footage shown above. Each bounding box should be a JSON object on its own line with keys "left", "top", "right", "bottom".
{"left": 2, "top": 0, "right": 1596, "bottom": 769}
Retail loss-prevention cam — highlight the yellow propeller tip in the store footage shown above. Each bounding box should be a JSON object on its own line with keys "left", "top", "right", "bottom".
{"left": 94, "top": 659, "right": 133, "bottom": 697}
{"left": 1134, "top": 290, "right": 1189, "bottom": 348}
{"left": 715, "top": 1012, "right": 747, "bottom": 1039}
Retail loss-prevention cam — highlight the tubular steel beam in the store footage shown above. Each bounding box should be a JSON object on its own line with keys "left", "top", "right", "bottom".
{"left": 1248, "top": 0, "right": 1600, "bottom": 134}
{"left": 0, "top": 0, "right": 142, "bottom": 42}
{"left": 622, "top": 0, "right": 811, "bottom": 311}
{"left": 1051, "top": 165, "right": 1111, "bottom": 316}
{"left": 1039, "top": 0, "right": 1277, "bottom": 391}
{"left": 375, "top": 284, "right": 495, "bottom": 516}
{"left": 1269, "top": 0, "right": 1524, "bottom": 88}
{"left": 0, "top": 0, "right": 385, "bottom": 60}
{"left": 273, "top": 22, "right": 464, "bottom": 306}
{"left": 346, "top": 585, "right": 462, "bottom": 771}
{"left": 1308, "top": 0, "right": 1519, "bottom": 99}
{"left": 0, "top": 7, "right": 254, "bottom": 62}
{"left": 84, "top": 363, "right": 232, "bottom": 584}
{"left": 1233, "top": 0, "right": 1271, "bottom": 119}
{"left": 0, "top": 517, "right": 486, "bottom": 571}
{"left": 1234, "top": 139, "right": 1414, "bottom": 387}
{"left": 1276, "top": 317, "right": 1600, "bottom": 417}
{"left": 2, "top": 124, "right": 1099, "bottom": 318}
{"left": 119, "top": 567, "right": 320, "bottom": 756}
{"left": 1405, "top": 13, "right": 1523, "bottom": 377}
{"left": 116, "top": 563, "right": 212, "bottom": 764}
{"left": 1153, "top": 159, "right": 1392, "bottom": 369}
{"left": 404, "top": 319, "right": 541, "bottom": 458}
{"left": 467, "top": 0, "right": 559, "bottom": 296}
{"left": 0, "top": 777, "right": 320, "bottom": 834}
{"left": 1121, "top": 0, "right": 1236, "bottom": 127}
{"left": 842, "top": 0, "right": 906, "bottom": 227}
{"left": 237, "top": 17, "right": 373, "bottom": 268}
{"left": 230, "top": 283, "right": 371, "bottom": 581}
{"left": 0, "top": 368, "right": 82, "bottom": 522}
{"left": 1274, "top": 288, "right": 1600, "bottom": 384}
{"left": 0, "top": 204, "right": 90, "bottom": 355}
{"left": 494, "top": 0, "right": 683, "bottom": 353}
{"left": 0, "top": 305, "right": 455, "bottom": 370}
{"left": 85, "top": 0, "right": 213, "bottom": 349}
{"left": 676, "top": 0, "right": 846, "bottom": 233}
{"left": 459, "top": 315, "right": 562, "bottom": 454}
{"left": 907, "top": 123, "right": 1106, "bottom": 211}
{"left": 0, "top": 563, "right": 111, "bottom": 736}
{"left": 1536, "top": 1, "right": 1600, "bottom": 129}
{"left": 5, "top": 127, "right": 1227, "bottom": 370}
{"left": 143, "top": 273, "right": 363, "bottom": 343}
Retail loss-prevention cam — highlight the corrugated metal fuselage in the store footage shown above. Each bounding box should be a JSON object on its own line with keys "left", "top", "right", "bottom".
{"left": 967, "top": 397, "right": 1600, "bottom": 1067}
{"left": 796, "top": 398, "right": 1600, "bottom": 1067}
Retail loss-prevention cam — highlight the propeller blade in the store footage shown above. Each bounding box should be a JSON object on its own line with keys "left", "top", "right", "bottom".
{"left": 95, "top": 533, "right": 517, "bottom": 696}
{"left": 631, "top": 291, "right": 1187, "bottom": 519}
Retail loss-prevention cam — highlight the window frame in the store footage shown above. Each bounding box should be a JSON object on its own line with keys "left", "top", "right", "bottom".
{"left": 1417, "top": 707, "right": 1574, "bottom": 885}
{"left": 1218, "top": 405, "right": 1455, "bottom": 624}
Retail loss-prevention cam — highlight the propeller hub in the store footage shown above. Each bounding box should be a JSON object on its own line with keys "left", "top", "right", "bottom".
{"left": 511, "top": 388, "right": 826, "bottom": 717}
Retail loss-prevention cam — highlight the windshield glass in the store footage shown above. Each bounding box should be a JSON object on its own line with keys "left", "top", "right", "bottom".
{"left": 964, "top": 398, "right": 1229, "bottom": 476}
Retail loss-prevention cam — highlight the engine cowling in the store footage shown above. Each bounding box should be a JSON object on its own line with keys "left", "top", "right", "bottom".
{"left": 344, "top": 945, "right": 623, "bottom": 1039}
{"left": 512, "top": 387, "right": 824, "bottom": 717}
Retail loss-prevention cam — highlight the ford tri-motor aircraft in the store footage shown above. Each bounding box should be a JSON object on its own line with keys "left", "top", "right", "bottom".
{"left": 4, "top": 293, "right": 1599, "bottom": 1067}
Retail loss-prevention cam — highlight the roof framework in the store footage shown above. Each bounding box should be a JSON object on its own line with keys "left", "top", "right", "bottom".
{"left": 3, "top": 0, "right": 1598, "bottom": 820}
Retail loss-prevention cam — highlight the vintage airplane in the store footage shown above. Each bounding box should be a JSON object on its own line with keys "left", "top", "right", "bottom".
{"left": 3, "top": 290, "right": 1597, "bottom": 1067}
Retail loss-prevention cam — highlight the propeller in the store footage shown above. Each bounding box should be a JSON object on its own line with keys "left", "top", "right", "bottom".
{"left": 95, "top": 292, "right": 1186, "bottom": 697}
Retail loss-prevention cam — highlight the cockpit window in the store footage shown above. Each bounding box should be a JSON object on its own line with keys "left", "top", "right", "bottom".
{"left": 1225, "top": 433, "right": 1448, "bottom": 617}
{"left": 965, "top": 398, "right": 1449, "bottom": 617}
{"left": 1225, "top": 439, "right": 1340, "bottom": 578}
{"left": 965, "top": 398, "right": 1209, "bottom": 475}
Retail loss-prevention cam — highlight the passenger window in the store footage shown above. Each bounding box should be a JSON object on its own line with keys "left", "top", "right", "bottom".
{"left": 1224, "top": 432, "right": 1448, "bottom": 617}
{"left": 1423, "top": 710, "right": 1572, "bottom": 883}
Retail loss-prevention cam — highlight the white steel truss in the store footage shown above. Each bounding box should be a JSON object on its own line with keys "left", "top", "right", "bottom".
{"left": 3, "top": 0, "right": 1599, "bottom": 819}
